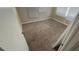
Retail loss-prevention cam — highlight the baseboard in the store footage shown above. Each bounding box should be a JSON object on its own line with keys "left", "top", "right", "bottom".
{"left": 22, "top": 17, "right": 49, "bottom": 24}
{"left": 22, "top": 17, "right": 70, "bottom": 26}
{"left": 49, "top": 17, "right": 70, "bottom": 26}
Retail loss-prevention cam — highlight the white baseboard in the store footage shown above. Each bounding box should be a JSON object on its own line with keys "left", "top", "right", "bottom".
{"left": 49, "top": 17, "right": 68, "bottom": 26}
{"left": 22, "top": 17, "right": 49, "bottom": 24}
{"left": 22, "top": 17, "right": 69, "bottom": 26}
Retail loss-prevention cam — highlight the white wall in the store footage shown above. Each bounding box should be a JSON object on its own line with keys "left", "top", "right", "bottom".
{"left": 56, "top": 7, "right": 79, "bottom": 21}
{"left": 0, "top": 8, "right": 29, "bottom": 51}
{"left": 66, "top": 7, "right": 79, "bottom": 21}
{"left": 17, "top": 7, "right": 51, "bottom": 24}
{"left": 56, "top": 7, "right": 67, "bottom": 17}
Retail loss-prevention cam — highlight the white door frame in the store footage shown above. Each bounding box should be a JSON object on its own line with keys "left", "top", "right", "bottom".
{"left": 58, "top": 13, "right": 79, "bottom": 51}
{"left": 53, "top": 13, "right": 79, "bottom": 51}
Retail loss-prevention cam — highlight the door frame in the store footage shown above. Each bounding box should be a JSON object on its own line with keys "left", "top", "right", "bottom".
{"left": 53, "top": 13, "right": 79, "bottom": 51}
{"left": 59, "top": 13, "right": 79, "bottom": 51}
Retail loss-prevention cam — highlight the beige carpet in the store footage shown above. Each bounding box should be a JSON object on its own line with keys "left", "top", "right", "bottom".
{"left": 22, "top": 19, "right": 67, "bottom": 51}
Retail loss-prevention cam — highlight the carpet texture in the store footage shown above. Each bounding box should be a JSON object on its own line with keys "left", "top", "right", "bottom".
{"left": 23, "top": 19, "right": 67, "bottom": 51}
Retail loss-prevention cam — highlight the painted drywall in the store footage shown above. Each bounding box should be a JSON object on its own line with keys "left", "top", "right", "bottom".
{"left": 50, "top": 7, "right": 56, "bottom": 17}
{"left": 56, "top": 7, "right": 68, "bottom": 17}
{"left": 0, "top": 8, "right": 29, "bottom": 51}
{"left": 66, "top": 7, "right": 79, "bottom": 21}
{"left": 16, "top": 7, "right": 52, "bottom": 24}
{"left": 55, "top": 7, "right": 79, "bottom": 21}
{"left": 16, "top": 7, "right": 29, "bottom": 23}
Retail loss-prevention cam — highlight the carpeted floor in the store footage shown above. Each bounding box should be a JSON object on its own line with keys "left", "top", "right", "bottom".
{"left": 22, "top": 19, "right": 67, "bottom": 51}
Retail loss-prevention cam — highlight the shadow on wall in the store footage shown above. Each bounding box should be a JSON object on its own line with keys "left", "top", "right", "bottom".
{"left": 0, "top": 47, "right": 4, "bottom": 51}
